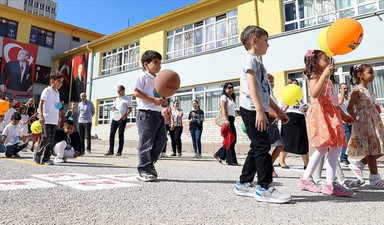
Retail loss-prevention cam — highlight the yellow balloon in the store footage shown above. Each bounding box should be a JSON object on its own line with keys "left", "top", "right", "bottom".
{"left": 31, "top": 121, "right": 42, "bottom": 134}
{"left": 318, "top": 26, "right": 334, "bottom": 57}
{"left": 281, "top": 84, "right": 303, "bottom": 106}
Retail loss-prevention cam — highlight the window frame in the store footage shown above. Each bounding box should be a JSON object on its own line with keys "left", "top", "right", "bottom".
{"left": 0, "top": 17, "right": 18, "bottom": 40}
{"left": 29, "top": 26, "right": 55, "bottom": 48}
{"left": 97, "top": 96, "right": 137, "bottom": 125}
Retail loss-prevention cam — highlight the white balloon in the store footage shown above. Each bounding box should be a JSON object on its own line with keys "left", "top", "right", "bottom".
{"left": 112, "top": 111, "right": 122, "bottom": 121}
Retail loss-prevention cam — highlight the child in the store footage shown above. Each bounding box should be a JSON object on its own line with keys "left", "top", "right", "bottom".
{"left": 2, "top": 112, "right": 27, "bottom": 157}
{"left": 234, "top": 25, "right": 291, "bottom": 203}
{"left": 24, "top": 112, "right": 40, "bottom": 152}
{"left": 0, "top": 114, "right": 8, "bottom": 153}
{"left": 297, "top": 50, "right": 354, "bottom": 196}
{"left": 18, "top": 105, "right": 29, "bottom": 143}
{"left": 346, "top": 64, "right": 384, "bottom": 188}
{"left": 134, "top": 50, "right": 167, "bottom": 182}
{"left": 33, "top": 71, "right": 64, "bottom": 165}
{"left": 52, "top": 118, "right": 81, "bottom": 163}
{"left": 4, "top": 97, "right": 16, "bottom": 126}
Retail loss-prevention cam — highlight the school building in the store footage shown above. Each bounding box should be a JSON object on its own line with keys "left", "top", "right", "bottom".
{"left": 44, "top": 0, "right": 384, "bottom": 153}
{"left": 0, "top": 4, "right": 103, "bottom": 100}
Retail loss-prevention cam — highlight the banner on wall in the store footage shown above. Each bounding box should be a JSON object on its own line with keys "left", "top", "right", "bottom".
{"left": 0, "top": 37, "right": 38, "bottom": 99}
{"left": 71, "top": 53, "right": 88, "bottom": 102}
{"left": 59, "top": 58, "right": 72, "bottom": 103}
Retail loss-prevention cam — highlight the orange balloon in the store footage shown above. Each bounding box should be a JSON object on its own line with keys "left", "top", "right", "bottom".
{"left": 0, "top": 100, "right": 8, "bottom": 116}
{"left": 326, "top": 18, "right": 364, "bottom": 55}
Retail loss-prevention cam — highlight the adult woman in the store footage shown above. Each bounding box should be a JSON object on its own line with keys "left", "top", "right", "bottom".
{"left": 170, "top": 100, "right": 183, "bottom": 157}
{"left": 188, "top": 100, "right": 204, "bottom": 158}
{"left": 25, "top": 98, "right": 36, "bottom": 119}
{"left": 213, "top": 82, "right": 238, "bottom": 165}
{"left": 279, "top": 78, "right": 309, "bottom": 169}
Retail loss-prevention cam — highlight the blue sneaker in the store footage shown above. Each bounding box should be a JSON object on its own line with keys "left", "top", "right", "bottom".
{"left": 255, "top": 185, "right": 292, "bottom": 203}
{"left": 234, "top": 181, "right": 257, "bottom": 197}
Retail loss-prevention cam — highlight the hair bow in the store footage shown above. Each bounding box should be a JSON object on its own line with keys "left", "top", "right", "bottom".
{"left": 305, "top": 50, "right": 315, "bottom": 58}
{"left": 353, "top": 64, "right": 361, "bottom": 70}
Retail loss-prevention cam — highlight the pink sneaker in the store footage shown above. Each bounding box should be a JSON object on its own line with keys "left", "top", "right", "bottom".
{"left": 348, "top": 162, "right": 364, "bottom": 180}
{"left": 272, "top": 166, "right": 278, "bottom": 177}
{"left": 297, "top": 176, "right": 322, "bottom": 193}
{"left": 322, "top": 180, "right": 354, "bottom": 196}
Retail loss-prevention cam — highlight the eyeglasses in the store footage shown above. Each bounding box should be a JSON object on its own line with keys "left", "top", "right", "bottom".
{"left": 227, "top": 87, "right": 234, "bottom": 90}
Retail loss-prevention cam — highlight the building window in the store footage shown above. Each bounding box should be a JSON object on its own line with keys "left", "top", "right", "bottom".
{"left": 101, "top": 42, "right": 140, "bottom": 76}
{"left": 97, "top": 96, "right": 137, "bottom": 124}
{"left": 170, "top": 80, "right": 240, "bottom": 119}
{"left": 35, "top": 65, "right": 51, "bottom": 85}
{"left": 29, "top": 26, "right": 55, "bottom": 48}
{"left": 39, "top": 3, "right": 44, "bottom": 9}
{"left": 166, "top": 10, "right": 238, "bottom": 60}
{"left": 0, "top": 17, "right": 18, "bottom": 40}
{"left": 283, "top": 0, "right": 384, "bottom": 31}
{"left": 72, "top": 36, "right": 80, "bottom": 42}
{"left": 51, "top": 7, "right": 55, "bottom": 13}
{"left": 27, "top": 0, "right": 33, "bottom": 6}
{"left": 46, "top": 5, "right": 50, "bottom": 12}
{"left": 34, "top": 1, "right": 38, "bottom": 7}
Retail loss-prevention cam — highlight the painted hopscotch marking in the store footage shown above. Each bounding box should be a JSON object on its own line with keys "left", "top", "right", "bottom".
{"left": 0, "top": 179, "right": 56, "bottom": 191}
{"left": 98, "top": 174, "right": 138, "bottom": 182}
{"left": 31, "top": 173, "right": 97, "bottom": 182}
{"left": 57, "top": 179, "right": 139, "bottom": 191}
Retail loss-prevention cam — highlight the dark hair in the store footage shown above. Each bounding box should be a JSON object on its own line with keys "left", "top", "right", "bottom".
{"left": 303, "top": 50, "right": 338, "bottom": 84}
{"left": 267, "top": 74, "right": 274, "bottom": 80}
{"left": 173, "top": 99, "right": 179, "bottom": 104}
{"left": 240, "top": 25, "right": 269, "bottom": 50}
{"left": 222, "top": 82, "right": 236, "bottom": 102}
{"left": 192, "top": 100, "right": 200, "bottom": 109}
{"left": 64, "top": 116, "right": 74, "bottom": 126}
{"left": 18, "top": 105, "right": 26, "bottom": 114}
{"left": 7, "top": 97, "right": 14, "bottom": 101}
{"left": 117, "top": 85, "right": 125, "bottom": 91}
{"left": 11, "top": 112, "right": 21, "bottom": 120}
{"left": 50, "top": 71, "right": 64, "bottom": 80}
{"left": 349, "top": 64, "right": 372, "bottom": 85}
{"left": 287, "top": 78, "right": 299, "bottom": 85}
{"left": 141, "top": 50, "right": 162, "bottom": 71}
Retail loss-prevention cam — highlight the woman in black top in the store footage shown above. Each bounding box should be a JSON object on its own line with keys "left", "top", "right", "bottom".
{"left": 188, "top": 100, "right": 204, "bottom": 158}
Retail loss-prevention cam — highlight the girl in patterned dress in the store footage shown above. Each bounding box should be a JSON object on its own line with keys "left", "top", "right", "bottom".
{"left": 347, "top": 64, "right": 384, "bottom": 189}
{"left": 297, "top": 50, "right": 354, "bottom": 196}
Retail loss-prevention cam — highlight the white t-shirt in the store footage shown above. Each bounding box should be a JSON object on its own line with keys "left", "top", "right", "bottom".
{"left": 135, "top": 71, "right": 162, "bottom": 112}
{"left": 240, "top": 54, "right": 270, "bottom": 112}
{"left": 220, "top": 95, "right": 236, "bottom": 117}
{"left": 40, "top": 86, "right": 60, "bottom": 125}
{"left": 20, "top": 114, "right": 29, "bottom": 136}
{"left": 338, "top": 94, "right": 351, "bottom": 117}
{"left": 2, "top": 123, "right": 22, "bottom": 146}
{"left": 114, "top": 95, "right": 132, "bottom": 116}
{"left": 278, "top": 98, "right": 307, "bottom": 115}
{"left": 0, "top": 121, "right": 6, "bottom": 133}
{"left": 4, "top": 107, "right": 16, "bottom": 125}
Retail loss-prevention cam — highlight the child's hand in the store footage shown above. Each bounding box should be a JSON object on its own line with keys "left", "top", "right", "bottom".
{"left": 255, "top": 111, "right": 268, "bottom": 131}
{"left": 322, "top": 65, "right": 334, "bottom": 78}
{"left": 154, "top": 98, "right": 164, "bottom": 105}
{"left": 342, "top": 115, "right": 356, "bottom": 124}
{"left": 277, "top": 111, "right": 289, "bottom": 124}
{"left": 39, "top": 117, "right": 45, "bottom": 125}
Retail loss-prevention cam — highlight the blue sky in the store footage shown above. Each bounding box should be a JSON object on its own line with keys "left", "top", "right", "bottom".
{"left": 55, "top": 0, "right": 199, "bottom": 35}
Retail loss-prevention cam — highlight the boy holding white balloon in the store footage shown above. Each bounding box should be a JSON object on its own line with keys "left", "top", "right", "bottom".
{"left": 134, "top": 50, "right": 167, "bottom": 182}
{"left": 33, "top": 71, "right": 64, "bottom": 165}
{"left": 234, "top": 25, "right": 292, "bottom": 203}
{"left": 105, "top": 85, "right": 132, "bottom": 157}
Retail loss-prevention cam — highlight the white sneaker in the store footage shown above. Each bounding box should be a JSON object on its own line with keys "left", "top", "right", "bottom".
{"left": 160, "top": 153, "right": 168, "bottom": 158}
{"left": 348, "top": 162, "right": 364, "bottom": 180}
{"left": 341, "top": 179, "right": 365, "bottom": 188}
{"left": 369, "top": 174, "right": 384, "bottom": 189}
{"left": 234, "top": 181, "right": 257, "bottom": 197}
{"left": 255, "top": 185, "right": 292, "bottom": 203}
{"left": 53, "top": 158, "right": 64, "bottom": 163}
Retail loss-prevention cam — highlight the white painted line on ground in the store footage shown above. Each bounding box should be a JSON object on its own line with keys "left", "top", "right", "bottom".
{"left": 98, "top": 174, "right": 138, "bottom": 182}
{"left": 0, "top": 179, "right": 56, "bottom": 191}
{"left": 57, "top": 179, "right": 139, "bottom": 191}
{"left": 31, "top": 173, "right": 97, "bottom": 182}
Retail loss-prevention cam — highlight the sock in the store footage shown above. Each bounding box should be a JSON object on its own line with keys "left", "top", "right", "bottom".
{"left": 302, "top": 146, "right": 328, "bottom": 180}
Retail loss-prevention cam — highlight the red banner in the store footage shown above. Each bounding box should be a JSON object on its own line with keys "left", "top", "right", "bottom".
{"left": 71, "top": 53, "right": 88, "bottom": 102}
{"left": 59, "top": 58, "right": 72, "bottom": 103}
{"left": 0, "top": 38, "right": 38, "bottom": 99}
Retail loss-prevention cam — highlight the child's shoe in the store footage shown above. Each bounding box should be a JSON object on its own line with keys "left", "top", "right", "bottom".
{"left": 341, "top": 179, "right": 365, "bottom": 188}
{"left": 348, "top": 161, "right": 365, "bottom": 180}
{"left": 254, "top": 185, "right": 291, "bottom": 203}
{"left": 53, "top": 157, "right": 65, "bottom": 163}
{"left": 369, "top": 174, "right": 384, "bottom": 189}
{"left": 234, "top": 181, "right": 257, "bottom": 197}
{"left": 297, "top": 176, "right": 322, "bottom": 193}
{"left": 321, "top": 180, "right": 354, "bottom": 196}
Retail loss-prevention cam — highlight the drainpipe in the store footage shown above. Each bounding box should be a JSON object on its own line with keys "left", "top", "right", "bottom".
{"left": 86, "top": 44, "right": 94, "bottom": 100}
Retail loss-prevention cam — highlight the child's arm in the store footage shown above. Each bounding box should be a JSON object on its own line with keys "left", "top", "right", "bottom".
{"left": 269, "top": 98, "right": 289, "bottom": 124}
{"left": 38, "top": 100, "right": 45, "bottom": 125}
{"left": 339, "top": 107, "right": 355, "bottom": 124}
{"left": 308, "top": 65, "right": 334, "bottom": 99}
{"left": 247, "top": 70, "right": 268, "bottom": 131}
{"left": 23, "top": 112, "right": 38, "bottom": 124}
{"left": 134, "top": 88, "right": 165, "bottom": 106}
{"left": 1, "top": 134, "right": 6, "bottom": 145}
{"left": 347, "top": 90, "right": 359, "bottom": 121}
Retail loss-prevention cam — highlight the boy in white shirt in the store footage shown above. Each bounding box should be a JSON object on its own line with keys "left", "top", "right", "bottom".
{"left": 33, "top": 71, "right": 64, "bottom": 165}
{"left": 134, "top": 50, "right": 167, "bottom": 182}
{"left": 4, "top": 97, "right": 16, "bottom": 126}
{"left": 2, "top": 112, "right": 27, "bottom": 157}
{"left": 0, "top": 114, "right": 8, "bottom": 153}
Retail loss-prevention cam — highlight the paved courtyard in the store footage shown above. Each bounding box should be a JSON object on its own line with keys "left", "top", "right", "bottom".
{"left": 0, "top": 144, "right": 383, "bottom": 224}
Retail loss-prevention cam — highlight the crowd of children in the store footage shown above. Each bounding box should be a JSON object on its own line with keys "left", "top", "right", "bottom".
{"left": 1, "top": 25, "right": 383, "bottom": 204}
